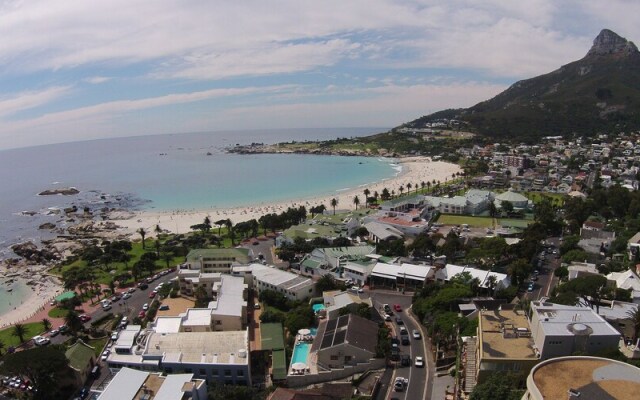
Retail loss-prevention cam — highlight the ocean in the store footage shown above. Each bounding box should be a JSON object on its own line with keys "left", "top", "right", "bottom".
{"left": 0, "top": 127, "right": 394, "bottom": 258}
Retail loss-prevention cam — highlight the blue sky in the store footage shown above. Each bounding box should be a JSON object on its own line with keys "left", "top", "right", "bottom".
{"left": 0, "top": 0, "right": 638, "bottom": 149}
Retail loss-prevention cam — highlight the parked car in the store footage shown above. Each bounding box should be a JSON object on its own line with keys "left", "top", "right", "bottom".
{"left": 122, "top": 292, "right": 131, "bottom": 300}
{"left": 414, "top": 356, "right": 424, "bottom": 367}
{"left": 412, "top": 329, "right": 421, "bottom": 339}
{"left": 79, "top": 314, "right": 91, "bottom": 322}
{"left": 149, "top": 291, "right": 157, "bottom": 298}
{"left": 401, "top": 335, "right": 410, "bottom": 346}
{"left": 159, "top": 304, "right": 170, "bottom": 311}
{"left": 138, "top": 310, "right": 146, "bottom": 319}
{"left": 101, "top": 350, "right": 110, "bottom": 362}
{"left": 111, "top": 331, "right": 119, "bottom": 341}
{"left": 128, "top": 287, "right": 136, "bottom": 293}
{"left": 49, "top": 329, "right": 60, "bottom": 337}
{"left": 143, "top": 303, "right": 149, "bottom": 311}
{"left": 393, "top": 304, "right": 402, "bottom": 312}
{"left": 384, "top": 314, "right": 392, "bottom": 321}
{"left": 138, "top": 282, "right": 149, "bottom": 290}
{"left": 33, "top": 335, "right": 50, "bottom": 346}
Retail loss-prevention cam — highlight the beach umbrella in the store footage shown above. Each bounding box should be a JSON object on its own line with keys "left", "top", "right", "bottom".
{"left": 298, "top": 328, "right": 311, "bottom": 335}
{"left": 292, "top": 362, "right": 307, "bottom": 371}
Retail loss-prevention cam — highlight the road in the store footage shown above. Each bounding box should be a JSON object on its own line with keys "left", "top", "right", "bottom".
{"left": 526, "top": 238, "right": 561, "bottom": 301}
{"left": 371, "top": 291, "right": 429, "bottom": 400}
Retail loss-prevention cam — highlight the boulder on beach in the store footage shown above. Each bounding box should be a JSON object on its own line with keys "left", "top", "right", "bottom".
{"left": 38, "top": 222, "right": 57, "bottom": 230}
{"left": 38, "top": 187, "right": 80, "bottom": 196}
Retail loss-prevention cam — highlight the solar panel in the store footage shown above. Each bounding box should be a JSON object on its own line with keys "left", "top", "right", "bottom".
{"left": 326, "top": 319, "right": 337, "bottom": 332}
{"left": 334, "top": 329, "right": 346, "bottom": 345}
{"left": 320, "top": 333, "right": 334, "bottom": 349}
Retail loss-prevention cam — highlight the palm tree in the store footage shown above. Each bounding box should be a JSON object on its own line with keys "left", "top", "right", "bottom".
{"left": 203, "top": 216, "right": 212, "bottom": 232}
{"left": 42, "top": 318, "right": 52, "bottom": 332}
{"left": 363, "top": 188, "right": 370, "bottom": 206}
{"left": 406, "top": 183, "right": 412, "bottom": 194}
{"left": 65, "top": 311, "right": 83, "bottom": 334}
{"left": 330, "top": 198, "right": 338, "bottom": 215}
{"left": 374, "top": 191, "right": 379, "bottom": 202}
{"left": 421, "top": 181, "right": 426, "bottom": 193}
{"left": 12, "top": 323, "right": 27, "bottom": 344}
{"left": 627, "top": 307, "right": 640, "bottom": 343}
{"left": 353, "top": 195, "right": 360, "bottom": 210}
{"left": 137, "top": 227, "right": 147, "bottom": 249}
{"left": 399, "top": 185, "right": 404, "bottom": 196}
{"left": 426, "top": 181, "right": 431, "bottom": 193}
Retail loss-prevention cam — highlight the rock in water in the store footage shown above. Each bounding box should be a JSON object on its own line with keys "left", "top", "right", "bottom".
{"left": 38, "top": 187, "right": 80, "bottom": 196}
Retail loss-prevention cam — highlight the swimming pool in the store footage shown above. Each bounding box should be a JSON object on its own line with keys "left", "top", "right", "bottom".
{"left": 312, "top": 304, "right": 326, "bottom": 313}
{"left": 291, "top": 342, "right": 311, "bottom": 364}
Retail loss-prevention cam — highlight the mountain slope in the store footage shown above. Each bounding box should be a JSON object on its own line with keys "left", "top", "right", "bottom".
{"left": 406, "top": 29, "right": 640, "bottom": 141}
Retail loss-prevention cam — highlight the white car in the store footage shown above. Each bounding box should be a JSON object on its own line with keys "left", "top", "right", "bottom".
{"left": 414, "top": 356, "right": 424, "bottom": 367}
{"left": 393, "top": 377, "right": 409, "bottom": 391}
{"left": 33, "top": 335, "right": 50, "bottom": 346}
{"left": 111, "top": 331, "right": 119, "bottom": 341}
{"left": 143, "top": 303, "right": 149, "bottom": 311}
{"left": 101, "top": 349, "right": 110, "bottom": 361}
{"left": 128, "top": 287, "right": 136, "bottom": 293}
{"left": 412, "top": 329, "right": 421, "bottom": 340}
{"left": 122, "top": 292, "right": 131, "bottom": 300}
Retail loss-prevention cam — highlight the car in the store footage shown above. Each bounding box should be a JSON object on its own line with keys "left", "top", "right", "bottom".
{"left": 393, "top": 304, "right": 402, "bottom": 312}
{"left": 138, "top": 310, "right": 146, "bottom": 318}
{"left": 49, "top": 329, "right": 60, "bottom": 337}
{"left": 59, "top": 324, "right": 68, "bottom": 333}
{"left": 102, "top": 303, "right": 112, "bottom": 311}
{"left": 169, "top": 267, "right": 176, "bottom": 272}
{"left": 412, "top": 329, "right": 421, "bottom": 339}
{"left": 357, "top": 287, "right": 364, "bottom": 294}
{"left": 395, "top": 317, "right": 404, "bottom": 325}
{"left": 149, "top": 291, "right": 157, "bottom": 298}
{"left": 138, "top": 282, "right": 149, "bottom": 290}
{"left": 401, "top": 335, "right": 410, "bottom": 345}
{"left": 101, "top": 349, "right": 110, "bottom": 361}
{"left": 399, "top": 326, "right": 407, "bottom": 334}
{"left": 128, "top": 287, "right": 136, "bottom": 293}
{"left": 383, "top": 304, "right": 391, "bottom": 313}
{"left": 119, "top": 316, "right": 128, "bottom": 327}
{"left": 531, "top": 275, "right": 539, "bottom": 281}
{"left": 159, "top": 304, "right": 170, "bottom": 311}
{"left": 254, "top": 303, "right": 261, "bottom": 310}
{"left": 384, "top": 314, "right": 392, "bottom": 321}
{"left": 414, "top": 356, "right": 424, "bottom": 367}
{"left": 122, "top": 292, "right": 131, "bottom": 300}
{"left": 111, "top": 294, "right": 120, "bottom": 302}
{"left": 400, "top": 354, "right": 410, "bottom": 367}
{"left": 111, "top": 331, "right": 119, "bottom": 341}
{"left": 252, "top": 240, "right": 260, "bottom": 245}
{"left": 33, "top": 335, "right": 50, "bottom": 346}
{"left": 390, "top": 336, "right": 399, "bottom": 347}
{"left": 161, "top": 269, "right": 169, "bottom": 275}
{"left": 79, "top": 314, "right": 91, "bottom": 322}
{"left": 349, "top": 286, "right": 359, "bottom": 292}
{"left": 143, "top": 303, "right": 149, "bottom": 311}
{"left": 393, "top": 377, "right": 408, "bottom": 392}
{"left": 527, "top": 284, "right": 534, "bottom": 293}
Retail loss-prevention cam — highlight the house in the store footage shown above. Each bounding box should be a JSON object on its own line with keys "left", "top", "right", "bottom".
{"left": 65, "top": 340, "right": 97, "bottom": 387}
{"left": 474, "top": 306, "right": 539, "bottom": 386}
{"left": 299, "top": 245, "right": 376, "bottom": 278}
{"left": 321, "top": 290, "right": 373, "bottom": 320}
{"left": 591, "top": 300, "right": 639, "bottom": 341}
{"left": 105, "top": 329, "right": 251, "bottom": 385}
{"left": 606, "top": 269, "right": 640, "bottom": 301}
{"left": 567, "top": 262, "right": 599, "bottom": 280}
{"left": 96, "top": 368, "right": 207, "bottom": 400}
{"left": 313, "top": 314, "right": 380, "bottom": 370}
{"left": 522, "top": 356, "right": 640, "bottom": 400}
{"left": 529, "top": 301, "right": 621, "bottom": 360}
{"left": 369, "top": 262, "right": 435, "bottom": 289}
{"left": 629, "top": 231, "right": 640, "bottom": 260}
{"left": 182, "top": 248, "right": 252, "bottom": 273}
{"left": 494, "top": 189, "right": 529, "bottom": 210}
{"left": 363, "top": 221, "right": 403, "bottom": 243}
{"left": 250, "top": 264, "right": 318, "bottom": 301}
{"left": 435, "top": 264, "right": 510, "bottom": 290}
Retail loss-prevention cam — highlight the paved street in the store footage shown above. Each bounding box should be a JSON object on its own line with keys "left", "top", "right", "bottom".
{"left": 371, "top": 291, "right": 430, "bottom": 400}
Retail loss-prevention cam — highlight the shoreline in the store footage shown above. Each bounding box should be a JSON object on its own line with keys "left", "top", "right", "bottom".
{"left": 0, "top": 271, "right": 62, "bottom": 329}
{"left": 117, "top": 157, "right": 462, "bottom": 236}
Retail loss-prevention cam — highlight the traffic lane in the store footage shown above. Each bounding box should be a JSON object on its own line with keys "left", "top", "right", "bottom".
{"left": 372, "top": 292, "right": 426, "bottom": 400}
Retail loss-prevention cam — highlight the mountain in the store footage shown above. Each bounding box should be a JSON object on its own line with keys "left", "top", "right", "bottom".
{"left": 406, "top": 29, "right": 640, "bottom": 141}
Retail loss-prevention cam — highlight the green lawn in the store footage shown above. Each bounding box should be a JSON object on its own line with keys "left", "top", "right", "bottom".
{"left": 48, "top": 307, "right": 69, "bottom": 318}
{"left": 524, "top": 192, "right": 566, "bottom": 206}
{"left": 0, "top": 322, "right": 46, "bottom": 347}
{"left": 498, "top": 219, "right": 531, "bottom": 228}
{"left": 436, "top": 215, "right": 495, "bottom": 228}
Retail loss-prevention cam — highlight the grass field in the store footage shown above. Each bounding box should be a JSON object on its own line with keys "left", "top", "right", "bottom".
{"left": 524, "top": 192, "right": 566, "bottom": 206}
{"left": 436, "top": 215, "right": 495, "bottom": 228}
{"left": 498, "top": 219, "right": 531, "bottom": 228}
{"left": 48, "top": 307, "right": 69, "bottom": 318}
{"left": 0, "top": 322, "right": 46, "bottom": 347}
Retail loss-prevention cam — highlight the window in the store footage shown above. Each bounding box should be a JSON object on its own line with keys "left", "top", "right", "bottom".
{"left": 199, "top": 369, "right": 206, "bottom": 375}
{"left": 212, "top": 369, "right": 219, "bottom": 376}
{"left": 330, "top": 355, "right": 339, "bottom": 360}
{"left": 185, "top": 368, "right": 192, "bottom": 373}
{"left": 224, "top": 369, "right": 232, "bottom": 377}
{"left": 237, "top": 370, "right": 244, "bottom": 376}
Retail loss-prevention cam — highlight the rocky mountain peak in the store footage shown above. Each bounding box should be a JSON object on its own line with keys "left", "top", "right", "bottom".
{"left": 586, "top": 28, "right": 638, "bottom": 57}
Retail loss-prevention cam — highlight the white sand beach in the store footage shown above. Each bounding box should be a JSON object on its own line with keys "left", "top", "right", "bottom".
{"left": 118, "top": 157, "right": 462, "bottom": 236}
{"left": 0, "top": 276, "right": 62, "bottom": 328}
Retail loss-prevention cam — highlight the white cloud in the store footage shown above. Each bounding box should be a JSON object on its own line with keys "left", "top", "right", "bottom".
{"left": 0, "top": 86, "right": 71, "bottom": 118}
{"left": 84, "top": 76, "right": 111, "bottom": 84}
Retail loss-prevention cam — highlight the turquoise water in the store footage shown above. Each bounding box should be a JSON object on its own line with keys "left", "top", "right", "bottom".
{"left": 0, "top": 128, "right": 393, "bottom": 256}
{"left": 312, "top": 304, "right": 326, "bottom": 313}
{"left": 0, "top": 280, "right": 31, "bottom": 316}
{"left": 291, "top": 342, "right": 311, "bottom": 364}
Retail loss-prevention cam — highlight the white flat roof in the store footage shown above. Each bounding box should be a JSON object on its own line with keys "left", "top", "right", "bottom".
{"left": 531, "top": 302, "right": 621, "bottom": 337}
{"left": 154, "top": 317, "right": 183, "bottom": 334}
{"left": 182, "top": 309, "right": 212, "bottom": 327}
{"left": 154, "top": 374, "right": 195, "bottom": 400}
{"left": 97, "top": 367, "right": 148, "bottom": 400}
{"left": 144, "top": 330, "right": 249, "bottom": 365}
{"left": 114, "top": 325, "right": 141, "bottom": 350}
{"left": 212, "top": 275, "right": 246, "bottom": 317}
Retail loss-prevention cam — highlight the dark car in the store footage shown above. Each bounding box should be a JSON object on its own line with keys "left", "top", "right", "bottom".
{"left": 400, "top": 354, "right": 410, "bottom": 366}
{"left": 401, "top": 335, "right": 410, "bottom": 346}
{"left": 395, "top": 317, "right": 404, "bottom": 325}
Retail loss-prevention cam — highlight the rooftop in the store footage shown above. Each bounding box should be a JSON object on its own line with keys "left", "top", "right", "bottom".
{"left": 530, "top": 356, "right": 640, "bottom": 400}
{"left": 186, "top": 248, "right": 250, "bottom": 262}
{"left": 479, "top": 308, "right": 538, "bottom": 360}
{"left": 530, "top": 302, "right": 621, "bottom": 337}
{"left": 65, "top": 340, "right": 95, "bottom": 372}
{"left": 144, "top": 330, "right": 248, "bottom": 365}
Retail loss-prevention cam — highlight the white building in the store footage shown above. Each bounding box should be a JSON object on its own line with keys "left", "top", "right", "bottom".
{"left": 249, "top": 264, "right": 318, "bottom": 301}
{"left": 96, "top": 367, "right": 207, "bottom": 400}
{"left": 370, "top": 262, "right": 435, "bottom": 288}
{"left": 529, "top": 301, "right": 621, "bottom": 360}
{"left": 607, "top": 269, "right": 640, "bottom": 302}
{"left": 435, "top": 264, "right": 510, "bottom": 290}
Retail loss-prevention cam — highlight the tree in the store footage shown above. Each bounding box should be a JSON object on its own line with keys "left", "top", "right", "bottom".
{"left": 363, "top": 188, "right": 370, "bottom": 206}
{"left": 0, "top": 339, "right": 4, "bottom": 356}
{"left": 203, "top": 216, "right": 212, "bottom": 232}
{"left": 381, "top": 188, "right": 390, "bottom": 200}
{"left": 501, "top": 200, "right": 514, "bottom": 214}
{"left": 1, "top": 346, "right": 74, "bottom": 400}
{"left": 215, "top": 219, "right": 227, "bottom": 236}
{"left": 317, "top": 274, "right": 339, "bottom": 292}
{"left": 470, "top": 371, "right": 525, "bottom": 400}
{"left": 507, "top": 259, "right": 532, "bottom": 287}
{"left": 64, "top": 310, "right": 84, "bottom": 334}
{"left": 560, "top": 275, "right": 609, "bottom": 312}
{"left": 554, "top": 266, "right": 569, "bottom": 281}
{"left": 41, "top": 318, "right": 52, "bottom": 332}
{"left": 137, "top": 227, "right": 147, "bottom": 249}
{"left": 627, "top": 307, "right": 640, "bottom": 343}
{"left": 154, "top": 224, "right": 163, "bottom": 236}
{"left": 330, "top": 198, "right": 338, "bottom": 215}
{"left": 11, "top": 323, "right": 27, "bottom": 344}
{"left": 194, "top": 286, "right": 209, "bottom": 308}
{"left": 353, "top": 195, "right": 360, "bottom": 210}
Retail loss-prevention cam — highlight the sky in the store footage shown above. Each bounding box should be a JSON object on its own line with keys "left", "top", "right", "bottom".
{"left": 0, "top": 0, "right": 639, "bottom": 150}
